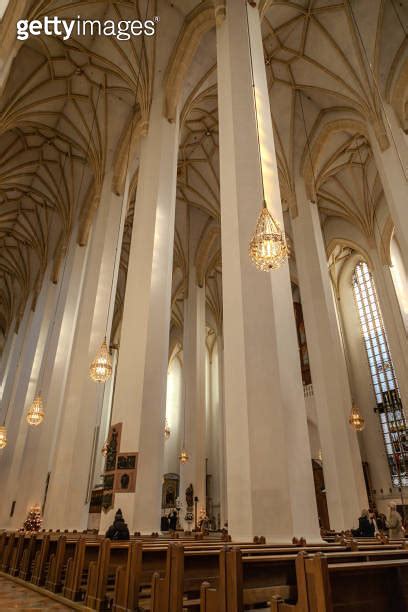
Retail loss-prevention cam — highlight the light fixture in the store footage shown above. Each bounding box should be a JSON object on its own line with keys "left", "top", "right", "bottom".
{"left": 89, "top": 337, "right": 112, "bottom": 383}
{"left": 101, "top": 440, "right": 109, "bottom": 456}
{"left": 179, "top": 449, "right": 189, "bottom": 463}
{"left": 0, "top": 426, "right": 7, "bottom": 449}
{"left": 349, "top": 402, "right": 365, "bottom": 432}
{"left": 26, "top": 395, "right": 45, "bottom": 426}
{"left": 249, "top": 201, "right": 289, "bottom": 271}
{"left": 164, "top": 419, "right": 171, "bottom": 439}
{"left": 245, "top": 3, "right": 289, "bottom": 273}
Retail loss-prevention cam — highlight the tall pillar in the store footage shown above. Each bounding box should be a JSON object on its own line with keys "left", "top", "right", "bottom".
{"left": 0, "top": 270, "right": 58, "bottom": 527}
{"left": 0, "top": 322, "right": 17, "bottom": 395}
{"left": 42, "top": 170, "right": 128, "bottom": 531}
{"left": 368, "top": 124, "right": 408, "bottom": 274}
{"left": 0, "top": 305, "right": 31, "bottom": 428}
{"left": 12, "top": 235, "right": 90, "bottom": 527}
{"left": 99, "top": 88, "right": 180, "bottom": 535}
{"left": 292, "top": 180, "right": 368, "bottom": 530}
{"left": 216, "top": 0, "right": 320, "bottom": 542}
{"left": 180, "top": 227, "right": 207, "bottom": 523}
{"left": 217, "top": 336, "right": 228, "bottom": 528}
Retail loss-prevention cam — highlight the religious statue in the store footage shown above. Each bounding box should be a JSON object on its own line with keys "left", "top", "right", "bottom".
{"left": 106, "top": 428, "right": 118, "bottom": 472}
{"left": 185, "top": 483, "right": 194, "bottom": 509}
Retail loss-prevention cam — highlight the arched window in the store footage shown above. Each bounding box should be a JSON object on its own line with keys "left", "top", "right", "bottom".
{"left": 353, "top": 261, "right": 408, "bottom": 487}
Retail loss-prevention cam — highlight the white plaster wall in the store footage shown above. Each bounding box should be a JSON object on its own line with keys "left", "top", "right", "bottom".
{"left": 205, "top": 341, "right": 221, "bottom": 527}
{"left": 163, "top": 356, "right": 182, "bottom": 477}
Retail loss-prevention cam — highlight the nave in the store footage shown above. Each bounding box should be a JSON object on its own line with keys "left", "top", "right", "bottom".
{"left": 1, "top": 528, "right": 408, "bottom": 611}
{"left": 0, "top": 0, "right": 408, "bottom": 610}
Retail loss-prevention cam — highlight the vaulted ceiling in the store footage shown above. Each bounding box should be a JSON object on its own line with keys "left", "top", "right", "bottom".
{"left": 0, "top": 0, "right": 406, "bottom": 344}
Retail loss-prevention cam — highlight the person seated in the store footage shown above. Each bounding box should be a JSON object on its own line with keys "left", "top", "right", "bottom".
{"left": 105, "top": 508, "right": 130, "bottom": 540}
{"left": 351, "top": 509, "right": 375, "bottom": 537}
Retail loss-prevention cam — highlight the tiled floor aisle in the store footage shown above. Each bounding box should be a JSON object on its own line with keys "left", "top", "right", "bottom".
{"left": 0, "top": 576, "right": 75, "bottom": 610}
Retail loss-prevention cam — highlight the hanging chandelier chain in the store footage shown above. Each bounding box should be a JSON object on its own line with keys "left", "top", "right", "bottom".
{"left": 245, "top": 0, "right": 266, "bottom": 202}
{"left": 104, "top": 0, "right": 149, "bottom": 342}
{"left": 37, "top": 151, "right": 70, "bottom": 396}
{"left": 298, "top": 90, "right": 318, "bottom": 202}
{"left": 37, "top": 82, "right": 103, "bottom": 398}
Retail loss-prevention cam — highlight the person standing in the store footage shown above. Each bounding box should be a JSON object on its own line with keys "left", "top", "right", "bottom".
{"left": 387, "top": 503, "right": 405, "bottom": 539}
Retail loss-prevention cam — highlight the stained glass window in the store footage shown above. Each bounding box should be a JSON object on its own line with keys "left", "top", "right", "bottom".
{"left": 353, "top": 261, "right": 408, "bottom": 487}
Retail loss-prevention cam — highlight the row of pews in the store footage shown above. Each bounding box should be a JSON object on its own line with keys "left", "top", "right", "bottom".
{"left": 0, "top": 529, "right": 408, "bottom": 610}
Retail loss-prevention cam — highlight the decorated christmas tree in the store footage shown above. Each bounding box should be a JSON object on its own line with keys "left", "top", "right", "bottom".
{"left": 23, "top": 505, "right": 42, "bottom": 532}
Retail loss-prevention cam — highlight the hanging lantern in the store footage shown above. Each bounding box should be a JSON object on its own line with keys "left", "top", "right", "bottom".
{"left": 26, "top": 395, "right": 45, "bottom": 427}
{"left": 179, "top": 449, "right": 189, "bottom": 463}
{"left": 349, "top": 403, "right": 365, "bottom": 432}
{"left": 89, "top": 337, "right": 112, "bottom": 383}
{"left": 0, "top": 425, "right": 7, "bottom": 449}
{"left": 249, "top": 202, "right": 289, "bottom": 271}
{"left": 164, "top": 419, "right": 171, "bottom": 440}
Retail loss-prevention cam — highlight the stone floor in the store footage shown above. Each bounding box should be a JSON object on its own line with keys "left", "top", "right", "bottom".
{"left": 0, "top": 576, "right": 75, "bottom": 610}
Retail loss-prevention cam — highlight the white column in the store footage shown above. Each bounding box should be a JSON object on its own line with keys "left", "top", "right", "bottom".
{"left": 368, "top": 124, "right": 408, "bottom": 274}
{"left": 14, "top": 235, "right": 90, "bottom": 527}
{"left": 0, "top": 305, "right": 31, "bottom": 428}
{"left": 217, "top": 337, "right": 228, "bottom": 528}
{"left": 43, "top": 171, "right": 127, "bottom": 531}
{"left": 0, "top": 322, "right": 17, "bottom": 395}
{"left": 390, "top": 237, "right": 408, "bottom": 333}
{"left": 216, "top": 0, "right": 320, "bottom": 542}
{"left": 180, "top": 249, "right": 207, "bottom": 525}
{"left": 292, "top": 182, "right": 368, "bottom": 530}
{"left": 163, "top": 357, "right": 182, "bottom": 477}
{"left": 99, "top": 88, "right": 179, "bottom": 535}
{"left": 0, "top": 270, "right": 58, "bottom": 527}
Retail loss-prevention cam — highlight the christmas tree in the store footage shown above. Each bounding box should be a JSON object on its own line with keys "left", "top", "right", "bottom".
{"left": 23, "top": 505, "right": 42, "bottom": 532}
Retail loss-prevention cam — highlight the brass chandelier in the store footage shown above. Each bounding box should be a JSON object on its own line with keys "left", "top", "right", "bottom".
{"left": 26, "top": 394, "right": 45, "bottom": 426}
{"left": 249, "top": 201, "right": 289, "bottom": 271}
{"left": 349, "top": 402, "right": 365, "bottom": 432}
{"left": 179, "top": 449, "right": 189, "bottom": 463}
{"left": 89, "top": 337, "right": 113, "bottom": 383}
{"left": 0, "top": 425, "right": 7, "bottom": 449}
{"left": 164, "top": 419, "right": 171, "bottom": 439}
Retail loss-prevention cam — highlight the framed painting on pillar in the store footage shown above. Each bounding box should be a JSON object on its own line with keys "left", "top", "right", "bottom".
{"left": 101, "top": 423, "right": 138, "bottom": 506}
{"left": 114, "top": 452, "right": 138, "bottom": 493}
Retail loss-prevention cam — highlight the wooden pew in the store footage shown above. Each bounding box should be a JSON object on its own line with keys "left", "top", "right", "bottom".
{"left": 305, "top": 552, "right": 408, "bottom": 611}
{"left": 19, "top": 533, "right": 38, "bottom": 580}
{"left": 31, "top": 533, "right": 52, "bottom": 585}
{"left": 63, "top": 537, "right": 102, "bottom": 601}
{"left": 201, "top": 544, "right": 408, "bottom": 611}
{"left": 8, "top": 533, "right": 26, "bottom": 576}
{"left": 0, "top": 532, "right": 16, "bottom": 572}
{"left": 85, "top": 539, "right": 141, "bottom": 610}
{"left": 44, "top": 533, "right": 88, "bottom": 593}
{"left": 0, "top": 532, "right": 9, "bottom": 566}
